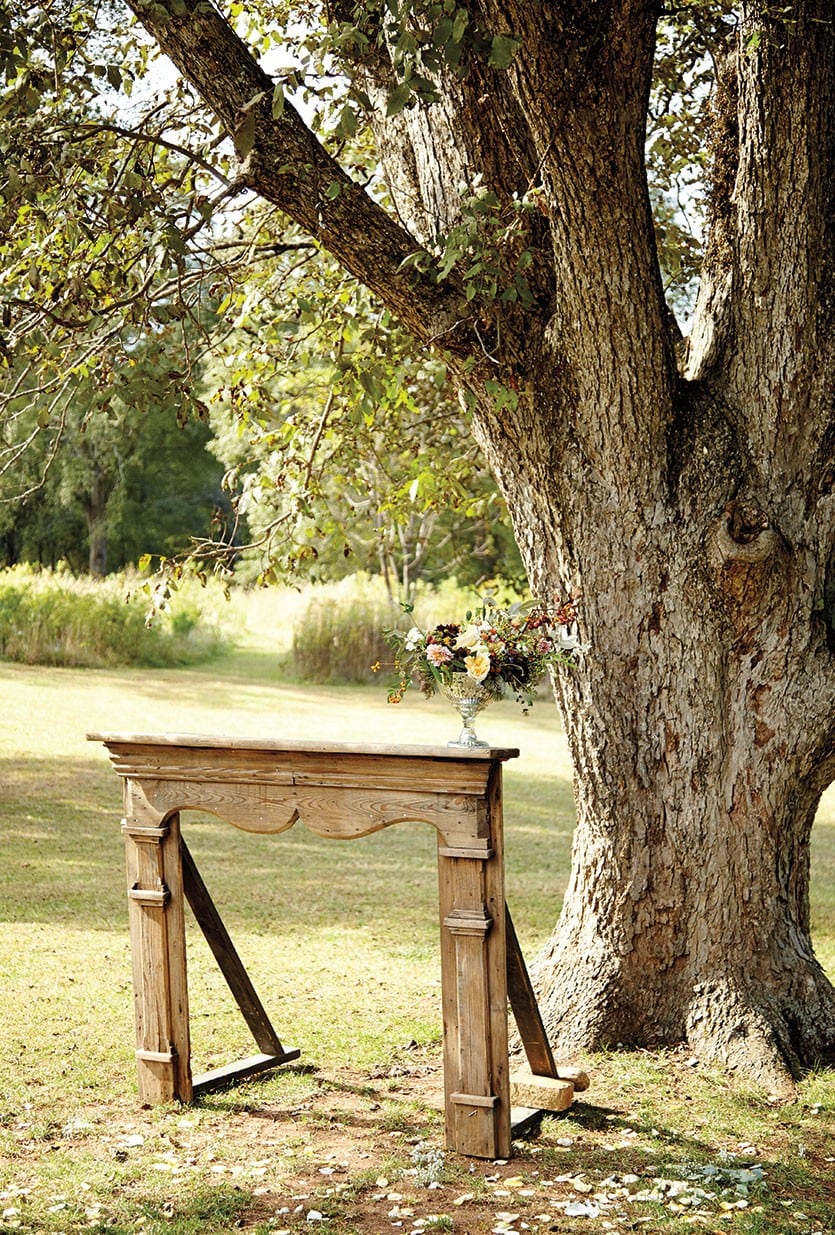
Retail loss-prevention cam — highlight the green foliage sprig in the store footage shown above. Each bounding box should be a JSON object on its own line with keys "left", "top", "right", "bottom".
{"left": 315, "top": 1, "right": 521, "bottom": 119}
{"left": 401, "top": 180, "right": 540, "bottom": 308}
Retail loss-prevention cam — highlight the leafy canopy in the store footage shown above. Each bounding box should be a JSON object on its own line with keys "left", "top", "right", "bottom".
{"left": 1, "top": 1, "right": 734, "bottom": 584}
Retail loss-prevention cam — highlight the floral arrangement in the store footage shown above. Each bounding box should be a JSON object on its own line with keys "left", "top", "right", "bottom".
{"left": 382, "top": 595, "right": 578, "bottom": 711}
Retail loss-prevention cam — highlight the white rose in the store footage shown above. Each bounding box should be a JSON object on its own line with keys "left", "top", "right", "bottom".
{"left": 404, "top": 627, "right": 423, "bottom": 650}
{"left": 456, "top": 624, "right": 483, "bottom": 650}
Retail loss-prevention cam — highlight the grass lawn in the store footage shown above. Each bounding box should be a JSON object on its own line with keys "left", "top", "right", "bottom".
{"left": 1, "top": 614, "right": 834, "bottom": 1235}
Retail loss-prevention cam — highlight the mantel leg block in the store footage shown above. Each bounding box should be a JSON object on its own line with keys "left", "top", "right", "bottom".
{"left": 509, "top": 1070, "right": 575, "bottom": 1112}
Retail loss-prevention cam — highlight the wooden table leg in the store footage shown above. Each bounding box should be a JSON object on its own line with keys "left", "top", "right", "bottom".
{"left": 436, "top": 766, "right": 510, "bottom": 1159}
{"left": 122, "top": 795, "right": 192, "bottom": 1103}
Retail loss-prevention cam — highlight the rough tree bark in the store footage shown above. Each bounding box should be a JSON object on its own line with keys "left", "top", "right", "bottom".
{"left": 125, "top": 0, "right": 835, "bottom": 1090}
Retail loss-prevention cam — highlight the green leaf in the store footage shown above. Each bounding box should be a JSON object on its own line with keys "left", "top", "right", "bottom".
{"left": 232, "top": 109, "right": 257, "bottom": 158}
{"left": 351, "top": 88, "right": 373, "bottom": 111}
{"left": 272, "top": 83, "right": 285, "bottom": 119}
{"left": 386, "top": 81, "right": 412, "bottom": 117}
{"left": 358, "top": 370, "right": 380, "bottom": 398}
{"left": 433, "top": 17, "right": 453, "bottom": 47}
{"left": 444, "top": 37, "right": 464, "bottom": 69}
{"left": 488, "top": 34, "right": 521, "bottom": 69}
{"left": 335, "top": 104, "right": 357, "bottom": 139}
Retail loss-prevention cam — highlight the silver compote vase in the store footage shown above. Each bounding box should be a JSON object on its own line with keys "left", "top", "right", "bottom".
{"left": 439, "top": 674, "right": 501, "bottom": 748}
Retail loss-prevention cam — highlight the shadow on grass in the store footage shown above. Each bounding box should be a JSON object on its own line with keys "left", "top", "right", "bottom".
{"left": 195, "top": 1061, "right": 445, "bottom": 1143}
{"left": 0, "top": 651, "right": 303, "bottom": 727}
{"left": 94, "top": 650, "right": 376, "bottom": 710}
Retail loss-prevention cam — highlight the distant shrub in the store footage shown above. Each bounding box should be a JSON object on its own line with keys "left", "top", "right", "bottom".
{"left": 0, "top": 565, "right": 227, "bottom": 668}
{"left": 288, "top": 574, "right": 524, "bottom": 685}
{"left": 290, "top": 575, "right": 398, "bottom": 684}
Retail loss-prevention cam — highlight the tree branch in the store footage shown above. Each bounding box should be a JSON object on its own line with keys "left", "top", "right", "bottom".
{"left": 67, "top": 119, "right": 231, "bottom": 187}
{"left": 124, "top": 0, "right": 480, "bottom": 359}
{"left": 728, "top": 2, "right": 835, "bottom": 489}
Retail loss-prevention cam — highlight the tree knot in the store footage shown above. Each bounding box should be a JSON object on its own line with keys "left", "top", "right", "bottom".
{"left": 713, "top": 501, "right": 781, "bottom": 562}
{"left": 726, "top": 502, "right": 769, "bottom": 546}
{"left": 707, "top": 501, "right": 786, "bottom": 613}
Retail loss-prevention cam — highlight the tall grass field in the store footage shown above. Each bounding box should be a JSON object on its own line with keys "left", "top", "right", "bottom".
{"left": 1, "top": 578, "right": 833, "bottom": 1234}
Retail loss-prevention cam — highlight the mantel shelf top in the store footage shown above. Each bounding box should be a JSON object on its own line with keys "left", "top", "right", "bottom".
{"left": 87, "top": 731, "right": 520, "bottom": 762}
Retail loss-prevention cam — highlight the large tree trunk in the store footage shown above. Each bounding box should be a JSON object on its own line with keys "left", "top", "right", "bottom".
{"left": 487, "top": 2, "right": 835, "bottom": 1091}
{"left": 125, "top": 0, "right": 835, "bottom": 1088}
{"left": 528, "top": 470, "right": 835, "bottom": 1095}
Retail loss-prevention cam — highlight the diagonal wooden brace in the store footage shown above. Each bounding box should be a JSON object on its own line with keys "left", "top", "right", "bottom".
{"left": 180, "top": 840, "right": 299, "bottom": 1093}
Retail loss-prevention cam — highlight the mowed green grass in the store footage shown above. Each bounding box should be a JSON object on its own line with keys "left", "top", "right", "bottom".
{"left": 1, "top": 623, "right": 834, "bottom": 1235}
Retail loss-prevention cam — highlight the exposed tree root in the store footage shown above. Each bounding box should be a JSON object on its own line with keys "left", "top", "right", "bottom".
{"left": 523, "top": 938, "right": 835, "bottom": 1100}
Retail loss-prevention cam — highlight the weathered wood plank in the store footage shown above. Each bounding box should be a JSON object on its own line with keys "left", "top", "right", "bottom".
{"left": 505, "top": 904, "right": 558, "bottom": 1080}
{"left": 131, "top": 780, "right": 301, "bottom": 833}
{"left": 133, "top": 780, "right": 488, "bottom": 846}
{"left": 92, "top": 739, "right": 518, "bottom": 814}
{"left": 161, "top": 813, "right": 193, "bottom": 1102}
{"left": 89, "top": 731, "right": 520, "bottom": 762}
{"left": 509, "top": 1071, "right": 574, "bottom": 1111}
{"left": 192, "top": 1053, "right": 299, "bottom": 1095}
{"left": 505, "top": 906, "right": 589, "bottom": 1096}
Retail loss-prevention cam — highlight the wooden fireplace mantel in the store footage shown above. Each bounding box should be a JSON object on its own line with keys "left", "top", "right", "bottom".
{"left": 90, "top": 732, "right": 521, "bottom": 1158}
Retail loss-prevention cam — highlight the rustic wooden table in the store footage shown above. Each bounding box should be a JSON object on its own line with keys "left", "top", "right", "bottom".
{"left": 90, "top": 733, "right": 521, "bottom": 1159}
